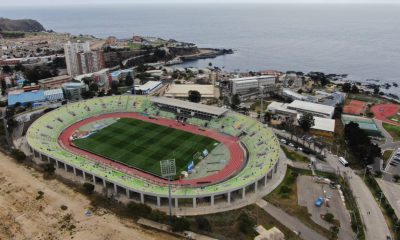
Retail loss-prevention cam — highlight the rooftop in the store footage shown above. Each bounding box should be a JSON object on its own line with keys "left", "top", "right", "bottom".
{"left": 151, "top": 97, "right": 228, "bottom": 116}
{"left": 38, "top": 75, "right": 71, "bottom": 83}
{"left": 135, "top": 81, "right": 162, "bottom": 91}
{"left": 165, "top": 84, "right": 216, "bottom": 97}
{"left": 230, "top": 75, "right": 276, "bottom": 82}
{"left": 288, "top": 100, "right": 335, "bottom": 116}
{"left": 8, "top": 90, "right": 45, "bottom": 105}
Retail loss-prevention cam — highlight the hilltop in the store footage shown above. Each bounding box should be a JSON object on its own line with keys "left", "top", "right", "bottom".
{"left": 0, "top": 17, "right": 45, "bottom": 32}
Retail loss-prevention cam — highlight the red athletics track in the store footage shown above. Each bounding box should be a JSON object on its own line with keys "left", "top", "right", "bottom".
{"left": 58, "top": 112, "right": 245, "bottom": 187}
{"left": 370, "top": 103, "right": 400, "bottom": 126}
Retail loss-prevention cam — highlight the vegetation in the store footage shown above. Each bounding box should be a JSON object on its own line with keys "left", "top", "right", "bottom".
{"left": 298, "top": 113, "right": 315, "bottom": 132}
{"left": 383, "top": 123, "right": 400, "bottom": 142}
{"left": 344, "top": 122, "right": 382, "bottom": 166}
{"left": 265, "top": 166, "right": 336, "bottom": 239}
{"left": 188, "top": 90, "right": 201, "bottom": 103}
{"left": 364, "top": 173, "right": 399, "bottom": 240}
{"left": 281, "top": 146, "right": 310, "bottom": 163}
{"left": 82, "top": 182, "right": 95, "bottom": 195}
{"left": 383, "top": 150, "right": 394, "bottom": 164}
{"left": 10, "top": 149, "right": 26, "bottom": 162}
{"left": 231, "top": 94, "right": 241, "bottom": 109}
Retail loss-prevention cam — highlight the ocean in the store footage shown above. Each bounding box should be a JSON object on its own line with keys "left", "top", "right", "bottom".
{"left": 1, "top": 3, "right": 400, "bottom": 87}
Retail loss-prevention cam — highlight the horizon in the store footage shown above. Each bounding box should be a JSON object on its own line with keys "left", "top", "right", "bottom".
{"left": 1, "top": 0, "right": 399, "bottom": 7}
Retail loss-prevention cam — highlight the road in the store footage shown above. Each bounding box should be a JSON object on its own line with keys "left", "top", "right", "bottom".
{"left": 256, "top": 199, "right": 328, "bottom": 240}
{"left": 273, "top": 128, "right": 391, "bottom": 240}
{"left": 324, "top": 152, "right": 391, "bottom": 240}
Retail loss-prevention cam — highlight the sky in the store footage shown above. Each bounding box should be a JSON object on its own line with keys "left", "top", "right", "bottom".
{"left": 0, "top": 0, "right": 399, "bottom": 6}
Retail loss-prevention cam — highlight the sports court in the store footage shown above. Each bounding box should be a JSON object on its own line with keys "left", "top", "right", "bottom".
{"left": 72, "top": 117, "right": 220, "bottom": 178}
{"left": 371, "top": 103, "right": 400, "bottom": 126}
{"left": 343, "top": 100, "right": 367, "bottom": 115}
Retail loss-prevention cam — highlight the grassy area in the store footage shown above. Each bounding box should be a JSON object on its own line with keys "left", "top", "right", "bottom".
{"left": 127, "top": 43, "right": 143, "bottom": 49}
{"left": 265, "top": 166, "right": 336, "bottom": 239}
{"left": 389, "top": 114, "right": 400, "bottom": 123}
{"left": 383, "top": 150, "right": 394, "bottom": 165}
{"left": 383, "top": 123, "right": 400, "bottom": 142}
{"left": 73, "top": 118, "right": 218, "bottom": 178}
{"left": 281, "top": 146, "right": 310, "bottom": 163}
{"left": 249, "top": 101, "right": 271, "bottom": 112}
{"left": 347, "top": 93, "right": 387, "bottom": 104}
{"left": 186, "top": 205, "right": 302, "bottom": 240}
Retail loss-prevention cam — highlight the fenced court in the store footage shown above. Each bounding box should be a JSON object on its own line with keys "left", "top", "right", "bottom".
{"left": 343, "top": 100, "right": 367, "bottom": 116}
{"left": 371, "top": 103, "right": 400, "bottom": 126}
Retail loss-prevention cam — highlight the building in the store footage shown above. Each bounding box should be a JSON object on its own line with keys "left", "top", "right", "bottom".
{"left": 77, "top": 50, "right": 106, "bottom": 74}
{"left": 164, "top": 84, "right": 219, "bottom": 99}
{"left": 44, "top": 88, "right": 64, "bottom": 102}
{"left": 7, "top": 90, "right": 46, "bottom": 106}
{"left": 111, "top": 69, "right": 134, "bottom": 83}
{"left": 266, "top": 101, "right": 298, "bottom": 120}
{"left": 134, "top": 81, "right": 162, "bottom": 95}
{"left": 64, "top": 41, "right": 90, "bottom": 77}
{"left": 38, "top": 75, "right": 72, "bottom": 89}
{"left": 229, "top": 76, "right": 276, "bottom": 95}
{"left": 62, "top": 82, "right": 88, "bottom": 101}
{"left": 300, "top": 115, "right": 336, "bottom": 137}
{"left": 151, "top": 97, "right": 228, "bottom": 120}
{"left": 287, "top": 100, "right": 335, "bottom": 119}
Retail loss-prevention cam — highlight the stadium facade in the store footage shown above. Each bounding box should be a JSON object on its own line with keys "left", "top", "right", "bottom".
{"left": 27, "top": 96, "right": 281, "bottom": 212}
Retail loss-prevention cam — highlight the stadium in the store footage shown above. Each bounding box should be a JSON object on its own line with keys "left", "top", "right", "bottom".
{"left": 26, "top": 95, "right": 281, "bottom": 213}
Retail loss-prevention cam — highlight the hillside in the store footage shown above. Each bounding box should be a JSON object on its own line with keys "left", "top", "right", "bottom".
{"left": 0, "top": 17, "right": 45, "bottom": 32}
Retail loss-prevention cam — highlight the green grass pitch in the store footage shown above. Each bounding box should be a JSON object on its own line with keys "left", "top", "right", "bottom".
{"left": 73, "top": 118, "right": 219, "bottom": 178}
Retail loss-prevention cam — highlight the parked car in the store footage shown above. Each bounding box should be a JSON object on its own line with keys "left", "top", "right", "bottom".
{"left": 303, "top": 148, "right": 312, "bottom": 154}
{"left": 280, "top": 139, "right": 287, "bottom": 144}
{"left": 289, "top": 143, "right": 295, "bottom": 147}
{"left": 297, "top": 147, "right": 303, "bottom": 152}
{"left": 314, "top": 197, "right": 324, "bottom": 207}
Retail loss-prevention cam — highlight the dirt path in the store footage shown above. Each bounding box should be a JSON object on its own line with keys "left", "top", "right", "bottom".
{"left": 0, "top": 152, "right": 177, "bottom": 240}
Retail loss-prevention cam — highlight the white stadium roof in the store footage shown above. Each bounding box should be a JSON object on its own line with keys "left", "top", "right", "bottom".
{"left": 151, "top": 97, "right": 227, "bottom": 116}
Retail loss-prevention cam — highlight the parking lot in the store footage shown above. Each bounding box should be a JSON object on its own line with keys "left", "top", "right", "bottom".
{"left": 385, "top": 148, "right": 400, "bottom": 177}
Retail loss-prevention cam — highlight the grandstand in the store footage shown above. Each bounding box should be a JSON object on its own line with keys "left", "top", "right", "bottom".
{"left": 26, "top": 95, "right": 281, "bottom": 210}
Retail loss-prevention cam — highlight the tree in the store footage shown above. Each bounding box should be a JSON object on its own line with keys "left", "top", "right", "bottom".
{"left": 89, "top": 83, "right": 99, "bottom": 93}
{"left": 231, "top": 94, "right": 241, "bottom": 110}
{"left": 11, "top": 149, "right": 26, "bottom": 162}
{"left": 82, "top": 182, "right": 95, "bottom": 195}
{"left": 351, "top": 84, "right": 359, "bottom": 94}
{"left": 2, "top": 65, "right": 12, "bottom": 74}
{"left": 342, "top": 83, "right": 351, "bottom": 93}
{"left": 195, "top": 216, "right": 212, "bottom": 232}
{"left": 393, "top": 174, "right": 400, "bottom": 183}
{"left": 373, "top": 87, "right": 380, "bottom": 95}
{"left": 324, "top": 213, "right": 335, "bottom": 223}
{"left": 125, "top": 74, "right": 134, "bottom": 87}
{"left": 14, "top": 63, "right": 25, "bottom": 72}
{"left": 237, "top": 212, "right": 255, "bottom": 234}
{"left": 298, "top": 113, "right": 315, "bottom": 132}
{"left": 171, "top": 217, "right": 191, "bottom": 232}
{"left": 188, "top": 90, "right": 201, "bottom": 103}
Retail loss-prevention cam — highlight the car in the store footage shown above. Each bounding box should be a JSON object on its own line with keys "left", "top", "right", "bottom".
{"left": 314, "top": 197, "right": 324, "bottom": 207}
{"left": 289, "top": 143, "right": 295, "bottom": 147}
{"left": 303, "top": 148, "right": 312, "bottom": 154}
{"left": 297, "top": 147, "right": 303, "bottom": 151}
{"left": 280, "top": 139, "right": 287, "bottom": 144}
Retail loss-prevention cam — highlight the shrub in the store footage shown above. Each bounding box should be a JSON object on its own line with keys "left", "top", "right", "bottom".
{"left": 171, "top": 217, "right": 191, "bottom": 232}
{"left": 60, "top": 205, "right": 68, "bottom": 210}
{"left": 126, "top": 201, "right": 152, "bottom": 218}
{"left": 195, "top": 216, "right": 212, "bottom": 232}
{"left": 11, "top": 149, "right": 26, "bottom": 162}
{"left": 279, "top": 185, "right": 292, "bottom": 195}
{"left": 324, "top": 213, "right": 335, "bottom": 223}
{"left": 82, "top": 182, "right": 95, "bottom": 195}
{"left": 237, "top": 212, "right": 255, "bottom": 234}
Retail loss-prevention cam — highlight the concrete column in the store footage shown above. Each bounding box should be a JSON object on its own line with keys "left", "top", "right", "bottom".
{"left": 56, "top": 160, "right": 60, "bottom": 169}
{"left": 157, "top": 197, "right": 161, "bottom": 207}
{"left": 92, "top": 175, "right": 96, "bottom": 184}
{"left": 193, "top": 198, "right": 197, "bottom": 208}
{"left": 264, "top": 175, "right": 268, "bottom": 186}
{"left": 242, "top": 187, "right": 246, "bottom": 199}
{"left": 103, "top": 179, "right": 106, "bottom": 188}
{"left": 227, "top": 192, "right": 231, "bottom": 204}
{"left": 126, "top": 189, "right": 131, "bottom": 199}
{"left": 255, "top": 181, "right": 258, "bottom": 192}
{"left": 64, "top": 163, "right": 67, "bottom": 171}
{"left": 140, "top": 193, "right": 144, "bottom": 203}
{"left": 175, "top": 198, "right": 179, "bottom": 208}
{"left": 82, "top": 171, "right": 86, "bottom": 180}
{"left": 113, "top": 184, "right": 117, "bottom": 193}
{"left": 211, "top": 195, "right": 214, "bottom": 206}
{"left": 73, "top": 167, "right": 77, "bottom": 176}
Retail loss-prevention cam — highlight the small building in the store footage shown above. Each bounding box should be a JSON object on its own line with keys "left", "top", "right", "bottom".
{"left": 8, "top": 90, "right": 46, "bottom": 106}
{"left": 229, "top": 76, "right": 276, "bottom": 96}
{"left": 254, "top": 226, "right": 285, "bottom": 240}
{"left": 301, "top": 115, "right": 336, "bottom": 137}
{"left": 44, "top": 88, "right": 64, "bottom": 102}
{"left": 287, "top": 100, "right": 335, "bottom": 119}
{"left": 134, "top": 81, "right": 162, "bottom": 95}
{"left": 111, "top": 69, "right": 134, "bottom": 83}
{"left": 267, "top": 101, "right": 298, "bottom": 121}
{"left": 164, "top": 84, "right": 219, "bottom": 99}
{"left": 62, "top": 82, "right": 88, "bottom": 101}
{"left": 39, "top": 75, "right": 72, "bottom": 89}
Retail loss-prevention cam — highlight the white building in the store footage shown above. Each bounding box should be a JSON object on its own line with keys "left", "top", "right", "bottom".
{"left": 287, "top": 100, "right": 335, "bottom": 119}
{"left": 229, "top": 76, "right": 276, "bottom": 95}
{"left": 134, "top": 81, "right": 162, "bottom": 95}
{"left": 64, "top": 41, "right": 90, "bottom": 77}
{"left": 164, "top": 84, "right": 218, "bottom": 99}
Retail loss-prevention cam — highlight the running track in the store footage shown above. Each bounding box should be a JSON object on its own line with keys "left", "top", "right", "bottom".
{"left": 58, "top": 112, "right": 245, "bottom": 187}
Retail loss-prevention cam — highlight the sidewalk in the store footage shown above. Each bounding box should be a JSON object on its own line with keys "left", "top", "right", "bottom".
{"left": 256, "top": 199, "right": 328, "bottom": 240}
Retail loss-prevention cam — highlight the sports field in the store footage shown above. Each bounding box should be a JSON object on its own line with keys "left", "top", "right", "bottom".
{"left": 73, "top": 118, "right": 219, "bottom": 178}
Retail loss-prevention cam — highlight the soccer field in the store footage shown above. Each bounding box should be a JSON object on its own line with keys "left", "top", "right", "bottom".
{"left": 73, "top": 118, "right": 219, "bottom": 178}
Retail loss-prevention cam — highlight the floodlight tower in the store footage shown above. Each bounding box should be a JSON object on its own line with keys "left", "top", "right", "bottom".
{"left": 160, "top": 159, "right": 176, "bottom": 223}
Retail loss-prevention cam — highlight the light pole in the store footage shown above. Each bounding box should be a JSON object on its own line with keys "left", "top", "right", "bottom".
{"left": 160, "top": 159, "right": 176, "bottom": 223}
{"left": 259, "top": 85, "right": 265, "bottom": 123}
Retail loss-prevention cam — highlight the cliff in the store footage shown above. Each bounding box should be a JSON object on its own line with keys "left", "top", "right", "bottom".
{"left": 0, "top": 18, "right": 45, "bottom": 32}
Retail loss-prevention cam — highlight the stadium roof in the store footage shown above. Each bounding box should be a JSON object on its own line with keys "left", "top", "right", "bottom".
{"left": 151, "top": 97, "right": 228, "bottom": 116}
{"left": 8, "top": 90, "right": 45, "bottom": 106}
{"left": 135, "top": 81, "right": 162, "bottom": 91}
{"left": 164, "top": 84, "right": 216, "bottom": 98}
{"left": 288, "top": 100, "right": 335, "bottom": 116}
